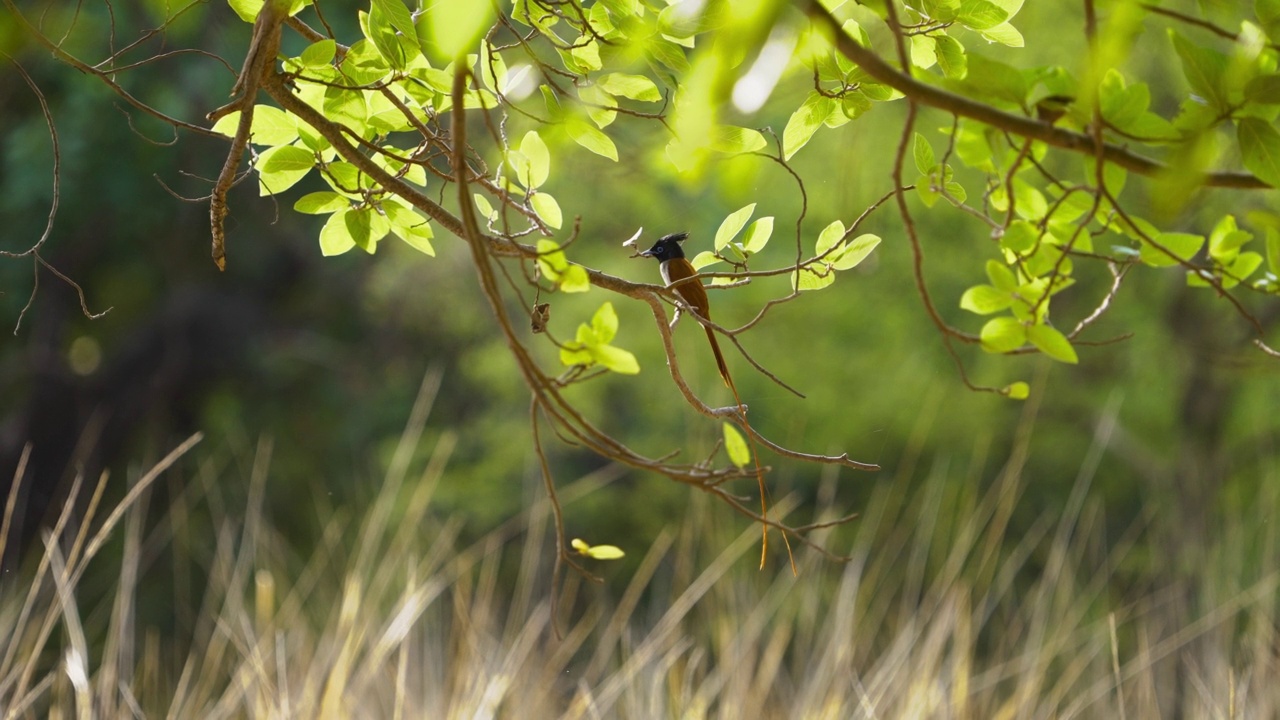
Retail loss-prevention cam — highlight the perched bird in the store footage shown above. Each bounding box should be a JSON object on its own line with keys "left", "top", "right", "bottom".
{"left": 640, "top": 232, "right": 731, "bottom": 388}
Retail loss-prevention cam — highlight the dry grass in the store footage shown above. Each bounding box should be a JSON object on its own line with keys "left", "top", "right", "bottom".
{"left": 2, "top": 379, "right": 1276, "bottom": 719}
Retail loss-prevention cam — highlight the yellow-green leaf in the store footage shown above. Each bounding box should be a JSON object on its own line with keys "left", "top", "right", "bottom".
{"left": 715, "top": 204, "right": 756, "bottom": 251}
{"left": 1026, "top": 323, "right": 1078, "bottom": 363}
{"left": 980, "top": 316, "right": 1026, "bottom": 353}
{"left": 531, "top": 193, "right": 562, "bottom": 229}
{"left": 723, "top": 423, "right": 750, "bottom": 468}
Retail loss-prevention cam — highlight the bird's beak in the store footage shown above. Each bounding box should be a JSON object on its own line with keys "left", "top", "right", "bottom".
{"left": 638, "top": 249, "right": 654, "bottom": 258}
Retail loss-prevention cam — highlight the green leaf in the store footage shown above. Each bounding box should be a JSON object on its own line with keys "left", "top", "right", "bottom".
{"left": 300, "top": 39, "right": 337, "bottom": 68}
{"left": 423, "top": 0, "right": 494, "bottom": 63}
{"left": 1099, "top": 70, "right": 1150, "bottom": 131}
{"left": 567, "top": 119, "right": 619, "bottom": 161}
{"left": 690, "top": 251, "right": 721, "bottom": 270}
{"left": 598, "top": 73, "right": 661, "bottom": 101}
{"left": 346, "top": 206, "right": 391, "bottom": 253}
{"left": 1140, "top": 232, "right": 1204, "bottom": 267}
{"left": 570, "top": 36, "right": 603, "bottom": 72}
{"left": 571, "top": 538, "right": 625, "bottom": 560}
{"left": 913, "top": 133, "right": 936, "bottom": 175}
{"left": 980, "top": 316, "right": 1026, "bottom": 353}
{"left": 1245, "top": 74, "right": 1280, "bottom": 105}
{"left": 981, "top": 22, "right": 1024, "bottom": 47}
{"left": 560, "top": 265, "right": 590, "bottom": 293}
{"left": 473, "top": 193, "right": 496, "bottom": 222}
{"left": 479, "top": 41, "right": 508, "bottom": 93}
{"left": 1227, "top": 251, "right": 1265, "bottom": 286}
{"left": 294, "top": 191, "right": 347, "bottom": 214}
{"left": 323, "top": 86, "right": 367, "bottom": 126}
{"left": 783, "top": 93, "right": 833, "bottom": 160}
{"left": 385, "top": 201, "right": 435, "bottom": 256}
{"left": 723, "top": 423, "right": 751, "bottom": 468}
{"left": 1208, "top": 215, "right": 1251, "bottom": 262}
{"left": 830, "top": 234, "right": 880, "bottom": 270}
{"left": 715, "top": 204, "right": 756, "bottom": 251}
{"left": 816, "top": 220, "right": 845, "bottom": 256}
{"left": 1001, "top": 220, "right": 1039, "bottom": 253}
{"left": 793, "top": 265, "right": 835, "bottom": 292}
{"left": 519, "top": 130, "right": 550, "bottom": 188}
{"left": 741, "top": 217, "right": 774, "bottom": 254}
{"left": 960, "top": 284, "right": 1012, "bottom": 314}
{"left": 958, "top": 0, "right": 1009, "bottom": 30}
{"left": 711, "top": 126, "right": 767, "bottom": 154}
{"left": 1004, "top": 381, "right": 1030, "bottom": 400}
{"left": 954, "top": 54, "right": 1026, "bottom": 106}
{"left": 1026, "top": 324, "right": 1078, "bottom": 363}
{"left": 647, "top": 36, "right": 690, "bottom": 74}
{"left": 935, "top": 35, "right": 968, "bottom": 80}
{"left": 591, "top": 301, "right": 619, "bottom": 342}
{"left": 257, "top": 145, "right": 314, "bottom": 196}
{"left": 530, "top": 193, "right": 563, "bottom": 229}
{"left": 363, "top": 6, "right": 408, "bottom": 70}
{"left": 319, "top": 209, "right": 356, "bottom": 256}
{"left": 1170, "top": 30, "right": 1228, "bottom": 110}
{"left": 324, "top": 161, "right": 368, "bottom": 195}
{"left": 578, "top": 83, "right": 617, "bottom": 129}
{"left": 211, "top": 105, "right": 300, "bottom": 147}
{"left": 911, "top": 35, "right": 937, "bottom": 69}
{"left": 986, "top": 260, "right": 1018, "bottom": 291}
{"left": 371, "top": 0, "right": 416, "bottom": 39}
{"left": 1238, "top": 118, "right": 1280, "bottom": 189}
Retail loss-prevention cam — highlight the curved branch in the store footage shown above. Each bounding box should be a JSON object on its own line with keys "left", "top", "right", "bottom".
{"left": 803, "top": 0, "right": 1270, "bottom": 190}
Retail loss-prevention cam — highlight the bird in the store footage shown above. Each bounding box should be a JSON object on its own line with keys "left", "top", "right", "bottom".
{"left": 640, "top": 232, "right": 732, "bottom": 388}
{"left": 639, "top": 231, "right": 794, "bottom": 572}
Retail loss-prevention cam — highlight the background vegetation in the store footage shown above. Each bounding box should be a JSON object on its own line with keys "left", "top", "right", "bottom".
{"left": 2, "top": 0, "right": 1279, "bottom": 716}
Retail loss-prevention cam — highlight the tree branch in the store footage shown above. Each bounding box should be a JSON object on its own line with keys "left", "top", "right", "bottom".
{"left": 803, "top": 0, "right": 1270, "bottom": 190}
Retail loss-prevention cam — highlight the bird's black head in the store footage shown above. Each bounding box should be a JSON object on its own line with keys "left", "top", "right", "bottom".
{"left": 640, "top": 232, "right": 689, "bottom": 262}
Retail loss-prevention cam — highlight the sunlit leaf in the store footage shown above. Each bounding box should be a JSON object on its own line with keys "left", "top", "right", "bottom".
{"left": 1004, "top": 381, "right": 1030, "bottom": 400}
{"left": 960, "top": 284, "right": 1012, "bottom": 314}
{"left": 793, "top": 265, "right": 835, "bottom": 291}
{"left": 319, "top": 209, "right": 356, "bottom": 256}
{"left": 783, "top": 92, "right": 833, "bottom": 160}
{"left": 531, "top": 193, "right": 562, "bottom": 229}
{"left": 567, "top": 119, "right": 619, "bottom": 161}
{"left": 980, "top": 316, "right": 1026, "bottom": 353}
{"left": 560, "top": 265, "right": 590, "bottom": 293}
{"left": 300, "top": 39, "right": 337, "bottom": 68}
{"left": 599, "top": 73, "right": 661, "bottom": 101}
{"left": 986, "top": 260, "right": 1018, "bottom": 291}
{"left": 831, "top": 234, "right": 881, "bottom": 270}
{"left": 211, "top": 106, "right": 299, "bottom": 147}
{"left": 715, "top": 204, "right": 756, "bottom": 251}
{"left": 741, "top": 217, "right": 774, "bottom": 254}
{"left": 913, "top": 133, "right": 936, "bottom": 175}
{"left": 1026, "top": 323, "right": 1078, "bottom": 363}
{"left": 816, "top": 220, "right": 845, "bottom": 256}
{"left": 935, "top": 35, "right": 968, "bottom": 79}
{"left": 723, "top": 423, "right": 751, "bottom": 468}
{"left": 257, "top": 145, "right": 314, "bottom": 196}
{"left": 711, "top": 126, "right": 767, "bottom": 154}
{"left": 1146, "top": 230, "right": 1203, "bottom": 265}
{"left": 294, "top": 191, "right": 347, "bottom": 215}
{"left": 423, "top": 0, "right": 494, "bottom": 63}
{"left": 519, "top": 130, "right": 551, "bottom": 188}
